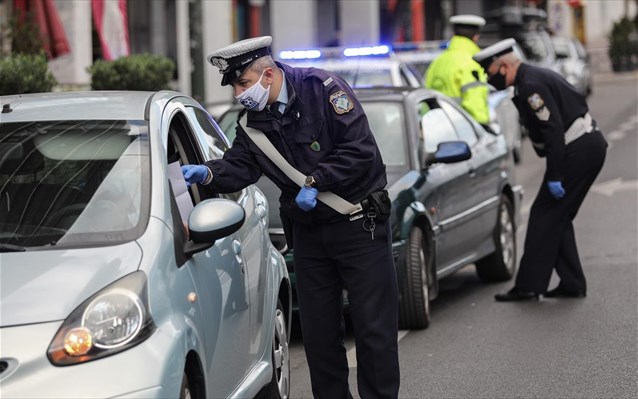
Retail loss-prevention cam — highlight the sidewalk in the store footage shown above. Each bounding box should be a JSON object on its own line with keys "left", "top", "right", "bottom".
{"left": 592, "top": 70, "right": 638, "bottom": 84}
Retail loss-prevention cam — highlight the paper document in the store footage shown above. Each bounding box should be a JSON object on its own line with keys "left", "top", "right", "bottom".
{"left": 168, "top": 161, "right": 194, "bottom": 224}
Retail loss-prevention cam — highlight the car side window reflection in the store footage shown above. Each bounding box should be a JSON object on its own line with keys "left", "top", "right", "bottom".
{"left": 439, "top": 100, "right": 478, "bottom": 146}
{"left": 420, "top": 105, "right": 457, "bottom": 154}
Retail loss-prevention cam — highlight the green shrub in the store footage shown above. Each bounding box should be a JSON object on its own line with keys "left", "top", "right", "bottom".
{"left": 0, "top": 52, "right": 57, "bottom": 95}
{"left": 609, "top": 17, "right": 638, "bottom": 71}
{"left": 88, "top": 54, "right": 176, "bottom": 91}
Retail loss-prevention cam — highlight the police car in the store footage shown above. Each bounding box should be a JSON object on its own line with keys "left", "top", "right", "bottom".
{"left": 279, "top": 45, "right": 423, "bottom": 88}
{"left": 279, "top": 43, "right": 525, "bottom": 163}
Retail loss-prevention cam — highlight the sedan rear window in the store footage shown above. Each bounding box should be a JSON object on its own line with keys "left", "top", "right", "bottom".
{"left": 0, "top": 120, "right": 150, "bottom": 249}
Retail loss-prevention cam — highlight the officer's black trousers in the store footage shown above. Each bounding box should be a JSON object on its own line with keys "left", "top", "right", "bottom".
{"left": 293, "top": 217, "right": 400, "bottom": 399}
{"left": 515, "top": 130, "right": 607, "bottom": 293}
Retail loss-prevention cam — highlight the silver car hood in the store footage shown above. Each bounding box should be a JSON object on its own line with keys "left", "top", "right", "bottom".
{"left": 0, "top": 242, "right": 142, "bottom": 327}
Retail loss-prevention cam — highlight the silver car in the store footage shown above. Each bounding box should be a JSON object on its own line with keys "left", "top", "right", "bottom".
{"left": 0, "top": 91, "right": 292, "bottom": 398}
{"left": 552, "top": 35, "right": 593, "bottom": 97}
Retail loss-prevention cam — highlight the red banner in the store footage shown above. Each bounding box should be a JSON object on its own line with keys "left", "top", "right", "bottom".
{"left": 91, "top": 0, "right": 129, "bottom": 60}
{"left": 13, "top": 0, "right": 70, "bottom": 59}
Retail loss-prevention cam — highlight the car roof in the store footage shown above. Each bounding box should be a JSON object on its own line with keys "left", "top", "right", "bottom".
{"left": 353, "top": 86, "right": 437, "bottom": 101}
{"left": 0, "top": 91, "right": 175, "bottom": 123}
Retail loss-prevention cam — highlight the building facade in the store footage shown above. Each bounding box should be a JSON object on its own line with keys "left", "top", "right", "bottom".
{"left": 2, "top": 0, "right": 635, "bottom": 107}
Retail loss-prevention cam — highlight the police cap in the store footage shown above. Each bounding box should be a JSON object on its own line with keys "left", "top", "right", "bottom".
{"left": 449, "top": 14, "right": 486, "bottom": 28}
{"left": 473, "top": 38, "right": 517, "bottom": 70}
{"left": 208, "top": 36, "right": 272, "bottom": 86}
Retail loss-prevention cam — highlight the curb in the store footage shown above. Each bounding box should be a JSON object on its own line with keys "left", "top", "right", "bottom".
{"left": 592, "top": 71, "right": 638, "bottom": 84}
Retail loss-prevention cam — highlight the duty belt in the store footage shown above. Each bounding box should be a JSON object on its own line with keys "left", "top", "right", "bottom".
{"left": 564, "top": 113, "right": 593, "bottom": 145}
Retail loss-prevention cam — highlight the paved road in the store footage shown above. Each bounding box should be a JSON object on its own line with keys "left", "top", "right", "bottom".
{"left": 287, "top": 71, "right": 638, "bottom": 399}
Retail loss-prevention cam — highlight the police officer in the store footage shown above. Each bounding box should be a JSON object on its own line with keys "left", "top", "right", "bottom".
{"left": 425, "top": 14, "right": 490, "bottom": 126}
{"left": 181, "top": 36, "right": 400, "bottom": 398}
{"left": 473, "top": 39, "right": 608, "bottom": 301}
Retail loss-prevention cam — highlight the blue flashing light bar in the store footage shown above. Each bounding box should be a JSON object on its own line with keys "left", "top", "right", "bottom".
{"left": 343, "top": 45, "right": 390, "bottom": 57}
{"left": 279, "top": 50, "right": 322, "bottom": 60}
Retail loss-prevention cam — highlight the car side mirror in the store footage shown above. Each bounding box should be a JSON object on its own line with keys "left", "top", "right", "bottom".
{"left": 425, "top": 141, "right": 471, "bottom": 166}
{"left": 184, "top": 198, "right": 246, "bottom": 257}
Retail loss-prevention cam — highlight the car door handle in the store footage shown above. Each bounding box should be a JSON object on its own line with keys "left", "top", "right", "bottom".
{"left": 256, "top": 202, "right": 267, "bottom": 219}
{"left": 232, "top": 239, "right": 244, "bottom": 268}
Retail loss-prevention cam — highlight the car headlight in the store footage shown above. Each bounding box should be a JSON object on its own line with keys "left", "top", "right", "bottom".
{"left": 47, "top": 271, "right": 155, "bottom": 366}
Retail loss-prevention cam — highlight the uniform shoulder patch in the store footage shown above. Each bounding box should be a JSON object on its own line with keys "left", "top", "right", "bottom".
{"left": 527, "top": 93, "right": 545, "bottom": 111}
{"left": 329, "top": 90, "right": 354, "bottom": 114}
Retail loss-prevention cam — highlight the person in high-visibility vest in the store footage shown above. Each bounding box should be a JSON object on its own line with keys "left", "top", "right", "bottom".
{"left": 425, "top": 15, "right": 490, "bottom": 126}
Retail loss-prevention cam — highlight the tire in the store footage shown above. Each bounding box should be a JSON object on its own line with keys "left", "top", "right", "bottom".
{"left": 475, "top": 195, "right": 516, "bottom": 282}
{"left": 398, "top": 227, "right": 432, "bottom": 330}
{"left": 179, "top": 373, "right": 192, "bottom": 399}
{"left": 512, "top": 146, "right": 521, "bottom": 164}
{"left": 262, "top": 300, "right": 290, "bottom": 399}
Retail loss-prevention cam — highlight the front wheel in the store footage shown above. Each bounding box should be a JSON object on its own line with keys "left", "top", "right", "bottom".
{"left": 475, "top": 195, "right": 516, "bottom": 282}
{"left": 398, "top": 227, "right": 432, "bottom": 330}
{"left": 261, "top": 299, "right": 290, "bottom": 399}
{"left": 179, "top": 373, "right": 192, "bottom": 399}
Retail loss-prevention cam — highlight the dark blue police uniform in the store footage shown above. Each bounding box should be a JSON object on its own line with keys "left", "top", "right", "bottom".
{"left": 512, "top": 63, "right": 607, "bottom": 295}
{"left": 205, "top": 62, "right": 400, "bottom": 399}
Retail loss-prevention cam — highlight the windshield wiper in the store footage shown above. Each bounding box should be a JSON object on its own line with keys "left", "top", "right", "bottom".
{"left": 0, "top": 243, "right": 26, "bottom": 252}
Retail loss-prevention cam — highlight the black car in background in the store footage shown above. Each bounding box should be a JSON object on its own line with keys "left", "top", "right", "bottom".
{"left": 219, "top": 86, "right": 523, "bottom": 330}
{"left": 481, "top": 6, "right": 561, "bottom": 74}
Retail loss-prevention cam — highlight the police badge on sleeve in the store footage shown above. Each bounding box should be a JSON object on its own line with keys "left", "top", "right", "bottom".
{"left": 329, "top": 90, "right": 354, "bottom": 114}
{"left": 528, "top": 93, "right": 550, "bottom": 121}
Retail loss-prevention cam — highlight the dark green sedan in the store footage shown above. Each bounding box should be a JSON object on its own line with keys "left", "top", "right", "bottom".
{"left": 218, "top": 86, "right": 523, "bottom": 330}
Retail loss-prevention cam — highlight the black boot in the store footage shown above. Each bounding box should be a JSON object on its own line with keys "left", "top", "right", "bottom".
{"left": 544, "top": 286, "right": 586, "bottom": 298}
{"left": 494, "top": 287, "right": 540, "bottom": 302}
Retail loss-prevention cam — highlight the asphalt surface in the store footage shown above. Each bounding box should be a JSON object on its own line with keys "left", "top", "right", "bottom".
{"left": 287, "top": 71, "right": 638, "bottom": 399}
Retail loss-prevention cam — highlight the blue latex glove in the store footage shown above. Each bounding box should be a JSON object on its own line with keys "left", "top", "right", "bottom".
{"left": 547, "top": 180, "right": 565, "bottom": 199}
{"left": 181, "top": 165, "right": 209, "bottom": 186}
{"left": 295, "top": 187, "right": 318, "bottom": 212}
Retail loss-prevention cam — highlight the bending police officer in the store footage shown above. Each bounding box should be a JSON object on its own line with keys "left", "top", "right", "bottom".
{"left": 425, "top": 14, "right": 491, "bottom": 127}
{"left": 181, "top": 36, "right": 400, "bottom": 398}
{"left": 473, "top": 39, "right": 608, "bottom": 301}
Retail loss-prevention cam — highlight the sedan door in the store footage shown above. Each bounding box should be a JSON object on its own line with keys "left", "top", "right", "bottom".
{"left": 438, "top": 99, "right": 505, "bottom": 257}
{"left": 417, "top": 97, "right": 474, "bottom": 270}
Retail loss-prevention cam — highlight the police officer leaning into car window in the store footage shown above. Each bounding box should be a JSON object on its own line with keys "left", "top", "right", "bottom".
{"left": 425, "top": 15, "right": 491, "bottom": 128}
{"left": 181, "top": 36, "right": 400, "bottom": 398}
{"left": 473, "top": 39, "right": 608, "bottom": 302}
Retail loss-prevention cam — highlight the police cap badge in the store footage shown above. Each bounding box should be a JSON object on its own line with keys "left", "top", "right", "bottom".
{"left": 208, "top": 36, "right": 273, "bottom": 86}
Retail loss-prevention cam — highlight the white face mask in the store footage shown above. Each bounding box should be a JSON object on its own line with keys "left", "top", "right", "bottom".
{"left": 235, "top": 70, "right": 270, "bottom": 111}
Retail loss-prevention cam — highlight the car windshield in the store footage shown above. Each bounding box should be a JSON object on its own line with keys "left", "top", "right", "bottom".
{"left": 0, "top": 120, "right": 150, "bottom": 249}
{"left": 360, "top": 101, "right": 407, "bottom": 167}
{"left": 330, "top": 67, "right": 394, "bottom": 87}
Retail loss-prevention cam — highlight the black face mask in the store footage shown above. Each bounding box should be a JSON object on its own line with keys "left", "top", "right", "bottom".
{"left": 488, "top": 72, "right": 507, "bottom": 91}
